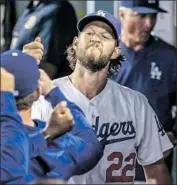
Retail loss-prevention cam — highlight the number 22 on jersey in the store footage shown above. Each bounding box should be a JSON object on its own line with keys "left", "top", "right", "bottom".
{"left": 106, "top": 152, "right": 136, "bottom": 182}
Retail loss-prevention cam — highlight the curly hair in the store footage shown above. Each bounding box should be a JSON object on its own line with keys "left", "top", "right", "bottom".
{"left": 66, "top": 45, "right": 125, "bottom": 78}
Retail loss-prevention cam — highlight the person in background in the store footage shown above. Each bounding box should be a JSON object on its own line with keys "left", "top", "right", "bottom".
{"left": 0, "top": 0, "right": 16, "bottom": 52}
{"left": 1, "top": 50, "right": 103, "bottom": 184}
{"left": 10, "top": 0, "right": 77, "bottom": 79}
{"left": 113, "top": 0, "right": 177, "bottom": 182}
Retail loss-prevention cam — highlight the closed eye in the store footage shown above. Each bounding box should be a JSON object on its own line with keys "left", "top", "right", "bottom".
{"left": 86, "top": 32, "right": 94, "bottom": 36}
{"left": 102, "top": 34, "right": 111, "bottom": 40}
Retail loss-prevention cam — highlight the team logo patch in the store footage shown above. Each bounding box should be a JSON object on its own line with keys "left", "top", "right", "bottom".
{"left": 24, "top": 16, "right": 37, "bottom": 29}
{"left": 150, "top": 62, "right": 162, "bottom": 80}
{"left": 96, "top": 10, "right": 106, "bottom": 17}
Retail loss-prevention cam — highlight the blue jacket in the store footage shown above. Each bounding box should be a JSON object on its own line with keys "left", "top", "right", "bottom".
{"left": 0, "top": 92, "right": 44, "bottom": 184}
{"left": 1, "top": 88, "right": 103, "bottom": 184}
{"left": 114, "top": 36, "right": 176, "bottom": 131}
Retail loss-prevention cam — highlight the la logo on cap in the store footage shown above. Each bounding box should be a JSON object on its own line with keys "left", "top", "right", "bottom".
{"left": 96, "top": 10, "right": 106, "bottom": 17}
{"left": 12, "top": 52, "right": 18, "bottom": 56}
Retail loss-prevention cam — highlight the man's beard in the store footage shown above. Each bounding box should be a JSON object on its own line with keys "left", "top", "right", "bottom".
{"left": 76, "top": 47, "right": 110, "bottom": 72}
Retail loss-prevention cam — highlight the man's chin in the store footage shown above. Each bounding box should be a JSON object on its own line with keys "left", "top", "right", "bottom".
{"left": 86, "top": 53, "right": 101, "bottom": 61}
{"left": 139, "top": 34, "right": 150, "bottom": 43}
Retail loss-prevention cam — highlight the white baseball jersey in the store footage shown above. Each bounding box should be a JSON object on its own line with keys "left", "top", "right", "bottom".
{"left": 31, "top": 76, "right": 173, "bottom": 184}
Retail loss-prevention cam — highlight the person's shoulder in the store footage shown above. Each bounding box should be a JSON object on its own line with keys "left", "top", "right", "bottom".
{"left": 152, "top": 35, "right": 176, "bottom": 54}
{"left": 108, "top": 79, "right": 148, "bottom": 104}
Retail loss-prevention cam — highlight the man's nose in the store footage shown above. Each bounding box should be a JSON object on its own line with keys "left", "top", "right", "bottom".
{"left": 91, "top": 34, "right": 101, "bottom": 43}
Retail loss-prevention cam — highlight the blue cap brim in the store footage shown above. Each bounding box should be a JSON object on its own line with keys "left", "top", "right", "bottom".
{"left": 132, "top": 7, "right": 167, "bottom": 14}
{"left": 77, "top": 15, "right": 118, "bottom": 42}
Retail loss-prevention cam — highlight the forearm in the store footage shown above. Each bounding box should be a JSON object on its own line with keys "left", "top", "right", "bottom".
{"left": 45, "top": 87, "right": 68, "bottom": 107}
{"left": 144, "top": 159, "right": 172, "bottom": 184}
{"left": 146, "top": 172, "right": 172, "bottom": 184}
{"left": 39, "top": 130, "right": 103, "bottom": 180}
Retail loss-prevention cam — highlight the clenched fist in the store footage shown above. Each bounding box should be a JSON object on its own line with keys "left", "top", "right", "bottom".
{"left": 43, "top": 101, "right": 74, "bottom": 139}
{"left": 0, "top": 68, "right": 15, "bottom": 92}
{"left": 23, "top": 37, "right": 44, "bottom": 65}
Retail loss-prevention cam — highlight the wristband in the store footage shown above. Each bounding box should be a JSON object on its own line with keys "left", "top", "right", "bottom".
{"left": 41, "top": 130, "right": 53, "bottom": 145}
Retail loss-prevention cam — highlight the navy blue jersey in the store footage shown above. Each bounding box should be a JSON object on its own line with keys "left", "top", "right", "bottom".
{"left": 113, "top": 36, "right": 176, "bottom": 131}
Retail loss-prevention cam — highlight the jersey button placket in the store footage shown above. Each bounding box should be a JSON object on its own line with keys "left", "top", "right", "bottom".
{"left": 89, "top": 102, "right": 96, "bottom": 119}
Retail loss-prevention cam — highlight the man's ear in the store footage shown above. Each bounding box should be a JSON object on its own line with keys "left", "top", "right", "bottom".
{"left": 110, "top": 47, "right": 121, "bottom": 60}
{"left": 72, "top": 36, "right": 78, "bottom": 50}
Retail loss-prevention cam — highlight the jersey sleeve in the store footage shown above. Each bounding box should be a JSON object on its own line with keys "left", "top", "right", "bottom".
{"left": 135, "top": 94, "right": 173, "bottom": 166}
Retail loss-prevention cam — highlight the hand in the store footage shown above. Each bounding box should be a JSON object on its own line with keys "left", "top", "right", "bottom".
{"left": 43, "top": 101, "right": 74, "bottom": 139}
{"left": 38, "top": 69, "right": 56, "bottom": 96}
{"left": 22, "top": 37, "right": 44, "bottom": 65}
{"left": 0, "top": 68, "right": 15, "bottom": 92}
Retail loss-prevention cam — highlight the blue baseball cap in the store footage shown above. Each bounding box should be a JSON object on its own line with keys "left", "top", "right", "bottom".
{"left": 77, "top": 10, "right": 120, "bottom": 46}
{"left": 120, "top": 0, "right": 167, "bottom": 14}
{"left": 1, "top": 50, "right": 40, "bottom": 98}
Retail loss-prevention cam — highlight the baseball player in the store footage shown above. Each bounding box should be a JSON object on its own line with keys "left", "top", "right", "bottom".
{"left": 0, "top": 67, "right": 72, "bottom": 183}
{"left": 0, "top": 50, "right": 103, "bottom": 184}
{"left": 24, "top": 10, "right": 173, "bottom": 184}
{"left": 1, "top": 67, "right": 30, "bottom": 183}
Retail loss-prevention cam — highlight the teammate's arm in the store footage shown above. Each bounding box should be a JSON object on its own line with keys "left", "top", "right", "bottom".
{"left": 43, "top": 87, "right": 104, "bottom": 177}
{"left": 143, "top": 159, "right": 172, "bottom": 184}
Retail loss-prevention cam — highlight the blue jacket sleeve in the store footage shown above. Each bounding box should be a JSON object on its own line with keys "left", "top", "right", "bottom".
{"left": 0, "top": 92, "right": 50, "bottom": 184}
{"left": 41, "top": 87, "right": 104, "bottom": 180}
{"left": 0, "top": 92, "right": 30, "bottom": 184}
